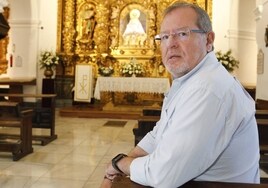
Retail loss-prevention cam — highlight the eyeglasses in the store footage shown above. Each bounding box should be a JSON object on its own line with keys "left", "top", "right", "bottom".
{"left": 155, "top": 27, "right": 206, "bottom": 43}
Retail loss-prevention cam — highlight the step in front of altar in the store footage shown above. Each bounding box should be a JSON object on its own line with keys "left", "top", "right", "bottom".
{"left": 59, "top": 103, "right": 161, "bottom": 120}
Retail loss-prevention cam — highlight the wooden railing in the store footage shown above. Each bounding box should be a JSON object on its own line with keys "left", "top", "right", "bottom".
{"left": 112, "top": 176, "right": 268, "bottom": 188}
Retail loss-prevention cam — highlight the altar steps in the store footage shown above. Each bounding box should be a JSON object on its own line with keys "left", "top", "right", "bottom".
{"left": 59, "top": 107, "right": 141, "bottom": 119}
{"left": 59, "top": 103, "right": 161, "bottom": 120}
{"left": 59, "top": 106, "right": 142, "bottom": 120}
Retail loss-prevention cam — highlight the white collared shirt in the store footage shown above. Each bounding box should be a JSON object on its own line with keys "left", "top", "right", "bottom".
{"left": 130, "top": 52, "right": 260, "bottom": 187}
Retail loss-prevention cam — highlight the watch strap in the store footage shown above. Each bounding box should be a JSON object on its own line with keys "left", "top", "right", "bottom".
{"left": 112, "top": 153, "right": 127, "bottom": 173}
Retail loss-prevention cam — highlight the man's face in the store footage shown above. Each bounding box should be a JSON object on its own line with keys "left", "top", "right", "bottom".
{"left": 160, "top": 7, "right": 210, "bottom": 78}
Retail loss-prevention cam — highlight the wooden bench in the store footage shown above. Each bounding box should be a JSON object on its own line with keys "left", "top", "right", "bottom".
{"left": 257, "top": 119, "right": 268, "bottom": 153}
{"left": 134, "top": 108, "right": 268, "bottom": 147}
{"left": 0, "top": 93, "right": 57, "bottom": 146}
{"left": 0, "top": 109, "right": 33, "bottom": 161}
{"left": 133, "top": 108, "right": 161, "bottom": 146}
{"left": 256, "top": 110, "right": 268, "bottom": 119}
{"left": 112, "top": 176, "right": 268, "bottom": 188}
{"left": 256, "top": 99, "right": 268, "bottom": 110}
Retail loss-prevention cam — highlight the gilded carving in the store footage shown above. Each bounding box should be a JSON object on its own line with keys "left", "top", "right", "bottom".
{"left": 110, "top": 1, "right": 157, "bottom": 58}
{"left": 94, "top": 3, "right": 110, "bottom": 53}
{"left": 0, "top": 7, "right": 9, "bottom": 75}
{"left": 76, "top": 3, "right": 96, "bottom": 43}
{"left": 62, "top": 0, "right": 76, "bottom": 54}
{"left": 0, "top": 36, "right": 8, "bottom": 74}
{"left": 57, "top": 0, "right": 212, "bottom": 77}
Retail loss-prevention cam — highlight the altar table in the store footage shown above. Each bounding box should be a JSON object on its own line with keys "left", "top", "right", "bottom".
{"left": 94, "top": 77, "right": 170, "bottom": 100}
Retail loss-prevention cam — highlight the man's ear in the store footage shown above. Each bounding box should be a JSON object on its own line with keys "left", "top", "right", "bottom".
{"left": 206, "top": 31, "right": 215, "bottom": 52}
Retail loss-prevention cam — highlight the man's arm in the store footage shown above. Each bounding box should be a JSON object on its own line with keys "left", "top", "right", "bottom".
{"left": 128, "top": 145, "right": 148, "bottom": 157}
{"left": 100, "top": 145, "right": 148, "bottom": 187}
{"left": 105, "top": 145, "right": 148, "bottom": 177}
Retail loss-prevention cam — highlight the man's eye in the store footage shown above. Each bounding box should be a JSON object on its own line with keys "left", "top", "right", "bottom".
{"left": 177, "top": 32, "right": 188, "bottom": 37}
{"left": 161, "top": 34, "right": 169, "bottom": 40}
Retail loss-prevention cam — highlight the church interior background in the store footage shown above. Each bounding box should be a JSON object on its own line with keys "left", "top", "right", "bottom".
{"left": 1, "top": 1, "right": 268, "bottom": 187}
{"left": 1, "top": 0, "right": 265, "bottom": 108}
{"left": 55, "top": 0, "right": 212, "bottom": 107}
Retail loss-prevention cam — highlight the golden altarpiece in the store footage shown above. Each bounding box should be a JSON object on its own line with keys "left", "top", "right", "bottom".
{"left": 0, "top": 8, "right": 9, "bottom": 75}
{"left": 56, "top": 0, "right": 212, "bottom": 105}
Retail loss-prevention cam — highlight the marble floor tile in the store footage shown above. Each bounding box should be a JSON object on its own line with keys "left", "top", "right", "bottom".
{"left": 1, "top": 162, "right": 53, "bottom": 177}
{"left": 42, "top": 163, "right": 95, "bottom": 181}
{"left": 0, "top": 175, "right": 38, "bottom": 188}
{"left": 59, "top": 153, "right": 103, "bottom": 166}
{"left": 0, "top": 112, "right": 137, "bottom": 187}
{"left": 20, "top": 152, "right": 67, "bottom": 164}
{"left": 30, "top": 177, "right": 86, "bottom": 188}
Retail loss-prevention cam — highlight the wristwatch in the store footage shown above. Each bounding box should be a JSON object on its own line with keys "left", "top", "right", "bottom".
{"left": 112, "top": 153, "right": 127, "bottom": 173}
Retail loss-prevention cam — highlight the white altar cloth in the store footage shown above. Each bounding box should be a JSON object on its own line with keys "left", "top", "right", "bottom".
{"left": 94, "top": 77, "right": 170, "bottom": 100}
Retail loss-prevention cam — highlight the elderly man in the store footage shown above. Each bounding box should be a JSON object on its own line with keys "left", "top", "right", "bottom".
{"left": 101, "top": 1, "right": 260, "bottom": 187}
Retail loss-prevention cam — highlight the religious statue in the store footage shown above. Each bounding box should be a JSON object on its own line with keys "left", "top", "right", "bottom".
{"left": 122, "top": 9, "right": 147, "bottom": 46}
{"left": 77, "top": 4, "right": 97, "bottom": 43}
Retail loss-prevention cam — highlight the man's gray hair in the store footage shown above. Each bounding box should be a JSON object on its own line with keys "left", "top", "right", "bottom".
{"left": 163, "top": 1, "right": 212, "bottom": 32}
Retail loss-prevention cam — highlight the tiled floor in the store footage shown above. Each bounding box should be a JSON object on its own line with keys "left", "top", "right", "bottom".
{"left": 0, "top": 110, "right": 268, "bottom": 188}
{"left": 0, "top": 110, "right": 136, "bottom": 188}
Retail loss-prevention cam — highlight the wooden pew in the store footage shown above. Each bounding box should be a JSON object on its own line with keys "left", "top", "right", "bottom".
{"left": 257, "top": 119, "right": 268, "bottom": 153}
{"left": 133, "top": 108, "right": 268, "bottom": 183}
{"left": 256, "top": 110, "right": 268, "bottom": 119}
{"left": 0, "top": 109, "right": 33, "bottom": 161}
{"left": 133, "top": 108, "right": 161, "bottom": 146}
{"left": 134, "top": 108, "right": 268, "bottom": 148}
{"left": 256, "top": 99, "right": 268, "bottom": 110}
{"left": 0, "top": 93, "right": 57, "bottom": 146}
{"left": 112, "top": 176, "right": 268, "bottom": 188}
{"left": 133, "top": 116, "right": 160, "bottom": 146}
{"left": 257, "top": 118, "right": 268, "bottom": 174}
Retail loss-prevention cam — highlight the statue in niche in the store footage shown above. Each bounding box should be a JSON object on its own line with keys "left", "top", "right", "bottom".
{"left": 77, "top": 4, "right": 97, "bottom": 44}
{"left": 122, "top": 9, "right": 147, "bottom": 46}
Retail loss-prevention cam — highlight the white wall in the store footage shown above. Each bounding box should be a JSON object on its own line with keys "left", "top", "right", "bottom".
{"left": 6, "top": 0, "right": 58, "bottom": 94}
{"left": 255, "top": 0, "right": 268, "bottom": 100}
{"left": 212, "top": 0, "right": 231, "bottom": 51}
{"left": 212, "top": 0, "right": 257, "bottom": 86}
{"left": 36, "top": 0, "right": 58, "bottom": 94}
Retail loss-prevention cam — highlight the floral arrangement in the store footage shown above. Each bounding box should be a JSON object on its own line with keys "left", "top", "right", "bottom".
{"left": 120, "top": 58, "right": 144, "bottom": 77}
{"left": 39, "top": 51, "right": 60, "bottom": 69}
{"left": 98, "top": 66, "right": 114, "bottom": 76}
{"left": 216, "top": 50, "right": 239, "bottom": 72}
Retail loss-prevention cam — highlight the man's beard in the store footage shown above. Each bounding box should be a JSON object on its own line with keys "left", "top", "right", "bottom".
{"left": 165, "top": 62, "right": 190, "bottom": 78}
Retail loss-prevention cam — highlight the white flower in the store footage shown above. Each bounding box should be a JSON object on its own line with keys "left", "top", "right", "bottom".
{"left": 120, "top": 60, "right": 144, "bottom": 76}
{"left": 98, "top": 66, "right": 114, "bottom": 76}
{"left": 39, "top": 51, "right": 60, "bottom": 69}
{"left": 216, "top": 50, "right": 239, "bottom": 72}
